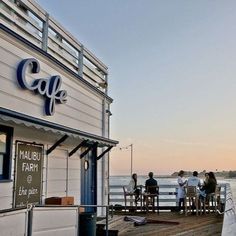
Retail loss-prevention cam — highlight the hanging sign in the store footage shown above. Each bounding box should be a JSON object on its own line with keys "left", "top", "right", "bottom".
{"left": 14, "top": 141, "right": 44, "bottom": 207}
{"left": 16, "top": 58, "right": 67, "bottom": 116}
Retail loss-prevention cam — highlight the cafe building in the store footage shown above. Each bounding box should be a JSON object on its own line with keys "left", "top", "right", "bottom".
{"left": 0, "top": 0, "right": 118, "bottom": 218}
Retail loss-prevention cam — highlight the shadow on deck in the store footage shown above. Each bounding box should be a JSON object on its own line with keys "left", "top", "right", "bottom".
{"left": 100, "top": 211, "right": 223, "bottom": 236}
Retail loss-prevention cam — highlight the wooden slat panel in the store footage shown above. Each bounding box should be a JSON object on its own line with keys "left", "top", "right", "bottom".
{"left": 32, "top": 207, "right": 77, "bottom": 235}
{"left": 110, "top": 185, "right": 179, "bottom": 189}
{"left": 0, "top": 36, "right": 104, "bottom": 134}
{"left": 107, "top": 213, "right": 223, "bottom": 236}
{"left": 48, "top": 33, "right": 78, "bottom": 60}
{"left": 48, "top": 36, "right": 78, "bottom": 61}
{"left": 83, "top": 48, "right": 108, "bottom": 73}
{"left": 47, "top": 18, "right": 108, "bottom": 73}
{"left": 19, "top": 0, "right": 47, "bottom": 21}
{"left": 2, "top": 0, "right": 42, "bottom": 32}
{"left": 47, "top": 169, "right": 67, "bottom": 181}
{"left": 3, "top": 0, "right": 108, "bottom": 75}
{"left": 68, "top": 170, "right": 80, "bottom": 180}
{"left": 48, "top": 17, "right": 82, "bottom": 52}
{"left": 109, "top": 192, "right": 177, "bottom": 196}
{"left": 109, "top": 199, "right": 178, "bottom": 203}
{"left": 0, "top": 197, "right": 13, "bottom": 210}
{"left": 0, "top": 183, "right": 13, "bottom": 198}
{"left": 47, "top": 45, "right": 78, "bottom": 70}
{"left": 0, "top": 209, "right": 27, "bottom": 236}
{"left": 0, "top": 10, "right": 42, "bottom": 45}
{"left": 83, "top": 64, "right": 104, "bottom": 83}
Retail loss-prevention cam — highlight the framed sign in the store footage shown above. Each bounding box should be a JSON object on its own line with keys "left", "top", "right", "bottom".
{"left": 14, "top": 141, "right": 44, "bottom": 207}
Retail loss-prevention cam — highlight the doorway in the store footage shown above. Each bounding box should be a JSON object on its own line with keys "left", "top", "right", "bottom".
{"left": 80, "top": 146, "right": 97, "bottom": 212}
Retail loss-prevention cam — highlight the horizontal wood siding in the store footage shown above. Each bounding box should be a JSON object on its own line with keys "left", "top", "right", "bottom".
{"left": 0, "top": 209, "right": 28, "bottom": 236}
{"left": 0, "top": 182, "right": 13, "bottom": 209}
{"left": 0, "top": 31, "right": 106, "bottom": 136}
{"left": 1, "top": 0, "right": 109, "bottom": 85}
{"left": 0, "top": 0, "right": 112, "bottom": 212}
{"left": 46, "top": 148, "right": 81, "bottom": 204}
{"left": 68, "top": 153, "right": 81, "bottom": 204}
{"left": 47, "top": 149, "right": 67, "bottom": 197}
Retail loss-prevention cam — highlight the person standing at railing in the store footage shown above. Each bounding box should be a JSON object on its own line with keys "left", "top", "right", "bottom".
{"left": 199, "top": 171, "right": 217, "bottom": 200}
{"left": 202, "top": 172, "right": 209, "bottom": 187}
{"left": 177, "top": 170, "right": 187, "bottom": 213}
{"left": 127, "top": 173, "right": 141, "bottom": 204}
{"left": 187, "top": 171, "right": 201, "bottom": 212}
{"left": 187, "top": 171, "right": 201, "bottom": 188}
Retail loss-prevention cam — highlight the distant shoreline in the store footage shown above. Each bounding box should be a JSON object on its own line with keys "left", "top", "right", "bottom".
{"left": 111, "top": 170, "right": 236, "bottom": 179}
{"left": 110, "top": 175, "right": 174, "bottom": 178}
{"left": 110, "top": 175, "right": 236, "bottom": 179}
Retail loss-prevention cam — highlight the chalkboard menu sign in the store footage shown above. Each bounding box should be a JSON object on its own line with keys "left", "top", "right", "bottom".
{"left": 14, "top": 141, "right": 44, "bottom": 207}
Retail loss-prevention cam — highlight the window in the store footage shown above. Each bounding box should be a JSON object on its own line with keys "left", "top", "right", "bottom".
{"left": 0, "top": 125, "right": 13, "bottom": 180}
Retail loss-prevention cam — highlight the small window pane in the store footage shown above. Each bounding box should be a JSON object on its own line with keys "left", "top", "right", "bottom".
{"left": 0, "top": 133, "right": 6, "bottom": 152}
{"left": 0, "top": 154, "right": 3, "bottom": 175}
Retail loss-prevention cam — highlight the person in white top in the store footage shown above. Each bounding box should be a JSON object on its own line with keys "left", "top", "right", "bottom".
{"left": 127, "top": 173, "right": 140, "bottom": 204}
{"left": 187, "top": 171, "right": 201, "bottom": 187}
{"left": 177, "top": 170, "right": 187, "bottom": 213}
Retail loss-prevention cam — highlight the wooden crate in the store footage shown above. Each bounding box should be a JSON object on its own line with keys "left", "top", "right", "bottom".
{"left": 45, "top": 196, "right": 74, "bottom": 205}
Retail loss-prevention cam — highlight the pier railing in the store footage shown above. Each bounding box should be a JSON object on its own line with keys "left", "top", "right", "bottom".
{"left": 221, "top": 184, "right": 236, "bottom": 236}
{"left": 109, "top": 183, "right": 227, "bottom": 210}
{"left": 0, "top": 0, "right": 108, "bottom": 89}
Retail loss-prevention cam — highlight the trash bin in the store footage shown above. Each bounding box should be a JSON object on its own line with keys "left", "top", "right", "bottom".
{"left": 79, "top": 212, "right": 97, "bottom": 236}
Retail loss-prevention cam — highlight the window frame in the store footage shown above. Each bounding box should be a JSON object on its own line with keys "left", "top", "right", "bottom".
{"left": 0, "top": 125, "right": 13, "bottom": 181}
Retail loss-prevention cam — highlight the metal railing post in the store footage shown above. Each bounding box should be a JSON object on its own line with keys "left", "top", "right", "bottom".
{"left": 78, "top": 45, "right": 84, "bottom": 77}
{"left": 106, "top": 206, "right": 109, "bottom": 236}
{"left": 27, "top": 204, "right": 34, "bottom": 236}
{"left": 42, "top": 13, "right": 49, "bottom": 51}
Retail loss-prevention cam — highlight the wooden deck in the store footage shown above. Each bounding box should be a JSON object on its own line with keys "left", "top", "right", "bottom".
{"left": 104, "top": 211, "right": 223, "bottom": 236}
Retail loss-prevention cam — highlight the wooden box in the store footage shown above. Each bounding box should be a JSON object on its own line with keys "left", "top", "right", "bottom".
{"left": 79, "top": 207, "right": 85, "bottom": 213}
{"left": 45, "top": 196, "right": 74, "bottom": 205}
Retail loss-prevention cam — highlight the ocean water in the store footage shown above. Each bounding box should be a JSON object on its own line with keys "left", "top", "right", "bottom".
{"left": 110, "top": 176, "right": 236, "bottom": 204}
{"left": 110, "top": 176, "right": 177, "bottom": 187}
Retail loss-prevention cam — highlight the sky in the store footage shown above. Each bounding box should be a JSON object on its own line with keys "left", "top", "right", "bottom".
{"left": 37, "top": 0, "right": 236, "bottom": 175}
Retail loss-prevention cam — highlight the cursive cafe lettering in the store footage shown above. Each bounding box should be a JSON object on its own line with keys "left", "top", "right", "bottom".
{"left": 17, "top": 58, "right": 67, "bottom": 115}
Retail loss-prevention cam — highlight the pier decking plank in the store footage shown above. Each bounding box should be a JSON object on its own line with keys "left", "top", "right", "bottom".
{"left": 106, "top": 212, "right": 223, "bottom": 236}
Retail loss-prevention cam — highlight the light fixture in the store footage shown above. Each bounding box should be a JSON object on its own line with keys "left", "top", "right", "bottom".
{"left": 106, "top": 109, "right": 112, "bottom": 116}
{"left": 84, "top": 160, "right": 89, "bottom": 170}
{"left": 96, "top": 81, "right": 108, "bottom": 89}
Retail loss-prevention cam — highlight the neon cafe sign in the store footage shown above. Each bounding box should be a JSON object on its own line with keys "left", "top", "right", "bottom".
{"left": 17, "top": 58, "right": 67, "bottom": 116}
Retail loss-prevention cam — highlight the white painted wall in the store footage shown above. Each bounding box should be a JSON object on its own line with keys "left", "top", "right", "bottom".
{"left": 0, "top": 30, "right": 111, "bottom": 136}
{"left": 0, "top": 25, "right": 111, "bottom": 213}
{"left": 0, "top": 181, "right": 13, "bottom": 209}
{"left": 0, "top": 209, "right": 28, "bottom": 236}
{"left": 31, "top": 207, "right": 78, "bottom": 236}
{"left": 68, "top": 152, "right": 81, "bottom": 204}
{"left": 0, "top": 120, "right": 111, "bottom": 210}
{"left": 47, "top": 148, "right": 68, "bottom": 197}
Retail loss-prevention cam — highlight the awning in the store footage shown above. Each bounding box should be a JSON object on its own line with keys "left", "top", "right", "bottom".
{"left": 0, "top": 108, "right": 118, "bottom": 148}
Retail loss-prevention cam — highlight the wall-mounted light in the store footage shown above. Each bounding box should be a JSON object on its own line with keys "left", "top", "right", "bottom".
{"left": 96, "top": 81, "right": 108, "bottom": 89}
{"left": 99, "top": 81, "right": 107, "bottom": 88}
{"left": 106, "top": 109, "right": 112, "bottom": 116}
{"left": 84, "top": 160, "right": 89, "bottom": 171}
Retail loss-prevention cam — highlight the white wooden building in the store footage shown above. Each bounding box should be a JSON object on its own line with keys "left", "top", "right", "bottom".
{"left": 0, "top": 0, "right": 117, "bottom": 220}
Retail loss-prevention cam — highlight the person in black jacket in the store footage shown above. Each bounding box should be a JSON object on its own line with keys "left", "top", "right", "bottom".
{"left": 199, "top": 171, "right": 217, "bottom": 200}
{"left": 145, "top": 172, "right": 158, "bottom": 193}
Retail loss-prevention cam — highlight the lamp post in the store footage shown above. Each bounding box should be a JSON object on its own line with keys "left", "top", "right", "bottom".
{"left": 130, "top": 144, "right": 133, "bottom": 176}
{"left": 120, "top": 144, "right": 133, "bottom": 176}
